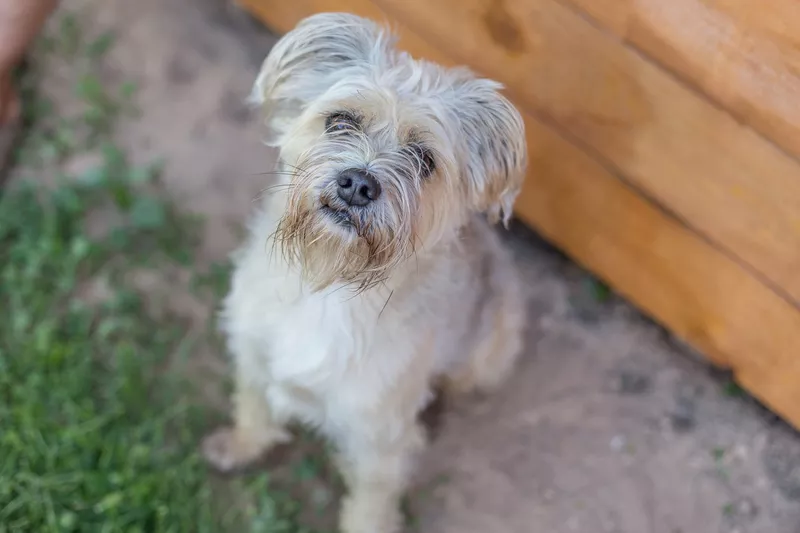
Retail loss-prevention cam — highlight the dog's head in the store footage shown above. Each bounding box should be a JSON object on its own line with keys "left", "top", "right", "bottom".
{"left": 252, "top": 13, "right": 526, "bottom": 290}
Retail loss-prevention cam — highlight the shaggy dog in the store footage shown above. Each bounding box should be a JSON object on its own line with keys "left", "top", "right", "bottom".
{"left": 203, "top": 13, "right": 527, "bottom": 533}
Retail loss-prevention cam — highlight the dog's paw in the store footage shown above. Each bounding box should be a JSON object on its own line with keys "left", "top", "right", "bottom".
{"left": 201, "top": 426, "right": 288, "bottom": 473}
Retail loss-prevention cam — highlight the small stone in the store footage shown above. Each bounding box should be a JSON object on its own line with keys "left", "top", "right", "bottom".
{"left": 735, "top": 497, "right": 758, "bottom": 518}
{"left": 567, "top": 516, "right": 580, "bottom": 531}
{"left": 63, "top": 151, "right": 104, "bottom": 178}
{"left": 670, "top": 396, "right": 697, "bottom": 433}
{"left": 616, "top": 370, "right": 652, "bottom": 395}
{"left": 610, "top": 435, "right": 626, "bottom": 452}
{"left": 733, "top": 444, "right": 749, "bottom": 461}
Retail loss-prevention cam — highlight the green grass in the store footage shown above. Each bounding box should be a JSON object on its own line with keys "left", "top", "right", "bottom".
{"left": 0, "top": 176, "right": 217, "bottom": 533}
{"left": 0, "top": 152, "right": 330, "bottom": 533}
{"left": 585, "top": 276, "right": 612, "bottom": 303}
{"left": 0, "top": 12, "right": 338, "bottom": 533}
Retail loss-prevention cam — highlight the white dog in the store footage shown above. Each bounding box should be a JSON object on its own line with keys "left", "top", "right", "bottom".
{"left": 202, "top": 12, "right": 527, "bottom": 533}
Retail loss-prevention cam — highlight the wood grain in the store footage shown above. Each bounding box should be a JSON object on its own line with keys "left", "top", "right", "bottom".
{"left": 559, "top": 0, "right": 800, "bottom": 160}
{"left": 237, "top": 0, "right": 800, "bottom": 430}
{"left": 236, "top": 0, "right": 453, "bottom": 64}
{"left": 371, "top": 0, "right": 800, "bottom": 305}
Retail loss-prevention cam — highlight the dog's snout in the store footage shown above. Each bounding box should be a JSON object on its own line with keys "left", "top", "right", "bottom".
{"left": 336, "top": 169, "right": 381, "bottom": 207}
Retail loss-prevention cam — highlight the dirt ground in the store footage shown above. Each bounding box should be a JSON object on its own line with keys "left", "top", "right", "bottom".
{"left": 51, "top": 0, "right": 800, "bottom": 531}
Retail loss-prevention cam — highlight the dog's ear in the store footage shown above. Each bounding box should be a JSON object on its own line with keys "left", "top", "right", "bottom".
{"left": 250, "top": 13, "right": 394, "bottom": 145}
{"left": 448, "top": 76, "right": 527, "bottom": 227}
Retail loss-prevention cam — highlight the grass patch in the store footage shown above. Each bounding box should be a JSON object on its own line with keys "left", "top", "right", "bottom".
{"left": 0, "top": 177, "right": 217, "bottom": 532}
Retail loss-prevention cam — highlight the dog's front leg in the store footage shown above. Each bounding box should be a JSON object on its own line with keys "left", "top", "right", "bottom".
{"left": 336, "top": 418, "right": 425, "bottom": 533}
{"left": 202, "top": 368, "right": 291, "bottom": 472}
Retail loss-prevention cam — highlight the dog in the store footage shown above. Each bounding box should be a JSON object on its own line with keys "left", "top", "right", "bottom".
{"left": 202, "top": 12, "right": 527, "bottom": 533}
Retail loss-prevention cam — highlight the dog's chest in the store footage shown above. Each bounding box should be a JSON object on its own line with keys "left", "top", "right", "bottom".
{"left": 265, "top": 287, "right": 360, "bottom": 385}
{"left": 228, "top": 257, "right": 416, "bottom": 402}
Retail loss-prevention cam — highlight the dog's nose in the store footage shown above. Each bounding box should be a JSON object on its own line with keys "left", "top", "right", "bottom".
{"left": 336, "top": 169, "right": 381, "bottom": 207}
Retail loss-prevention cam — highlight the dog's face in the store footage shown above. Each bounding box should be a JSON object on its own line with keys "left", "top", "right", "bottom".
{"left": 252, "top": 13, "right": 527, "bottom": 290}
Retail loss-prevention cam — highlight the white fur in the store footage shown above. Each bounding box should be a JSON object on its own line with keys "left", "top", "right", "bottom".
{"left": 203, "top": 13, "right": 528, "bottom": 533}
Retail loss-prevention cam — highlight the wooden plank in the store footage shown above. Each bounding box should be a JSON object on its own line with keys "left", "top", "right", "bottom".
{"left": 371, "top": 0, "right": 800, "bottom": 306}
{"left": 235, "top": 0, "right": 453, "bottom": 64}
{"left": 559, "top": 0, "right": 800, "bottom": 160}
{"left": 237, "top": 0, "right": 800, "bottom": 430}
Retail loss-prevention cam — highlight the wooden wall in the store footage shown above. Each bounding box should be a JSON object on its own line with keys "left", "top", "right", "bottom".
{"left": 237, "top": 0, "right": 800, "bottom": 430}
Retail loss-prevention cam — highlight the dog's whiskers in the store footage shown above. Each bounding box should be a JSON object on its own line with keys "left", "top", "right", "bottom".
{"left": 253, "top": 183, "right": 299, "bottom": 203}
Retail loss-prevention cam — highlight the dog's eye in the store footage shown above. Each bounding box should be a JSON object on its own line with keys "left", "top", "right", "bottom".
{"left": 408, "top": 143, "right": 436, "bottom": 178}
{"left": 325, "top": 112, "right": 359, "bottom": 133}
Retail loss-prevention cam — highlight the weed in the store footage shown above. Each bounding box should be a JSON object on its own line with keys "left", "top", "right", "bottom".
{"left": 721, "top": 380, "right": 745, "bottom": 399}
{"left": 711, "top": 447, "right": 730, "bottom": 482}
{"left": 586, "top": 277, "right": 612, "bottom": 303}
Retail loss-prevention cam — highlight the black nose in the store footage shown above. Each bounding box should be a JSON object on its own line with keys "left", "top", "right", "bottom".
{"left": 336, "top": 169, "right": 381, "bottom": 207}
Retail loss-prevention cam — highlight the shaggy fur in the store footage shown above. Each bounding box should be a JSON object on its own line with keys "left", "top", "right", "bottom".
{"left": 202, "top": 12, "right": 527, "bottom": 533}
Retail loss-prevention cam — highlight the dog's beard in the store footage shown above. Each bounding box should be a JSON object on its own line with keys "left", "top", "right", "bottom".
{"left": 274, "top": 187, "right": 414, "bottom": 292}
